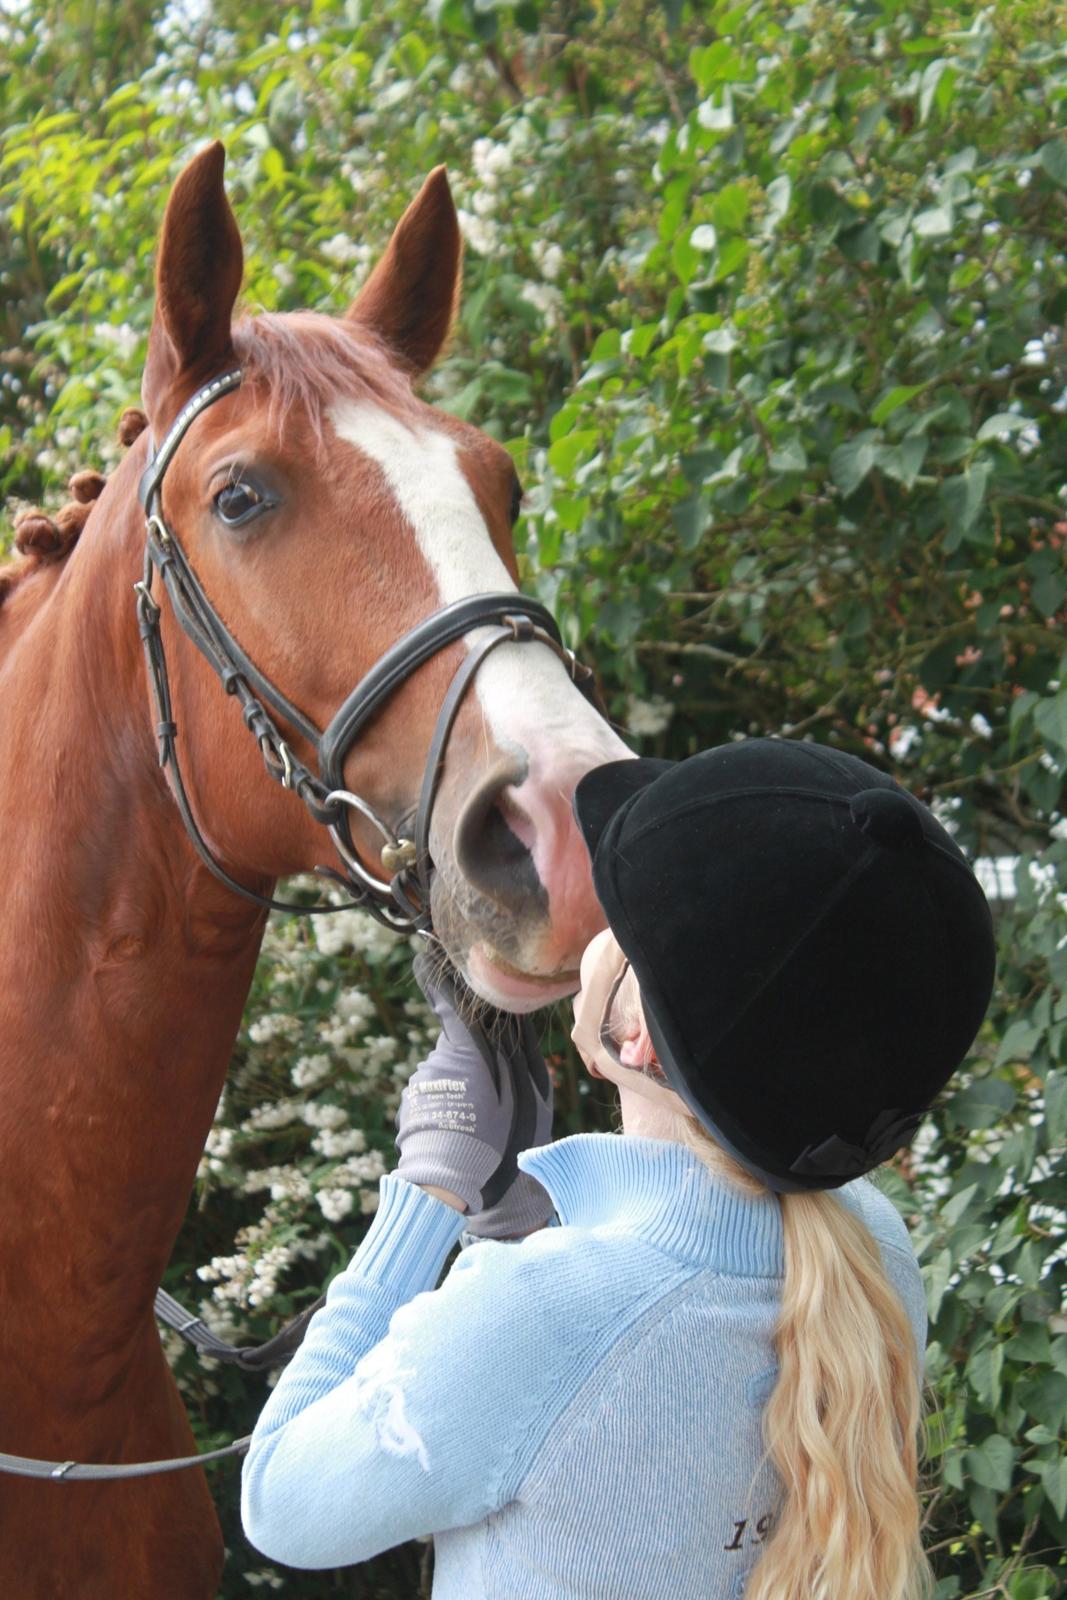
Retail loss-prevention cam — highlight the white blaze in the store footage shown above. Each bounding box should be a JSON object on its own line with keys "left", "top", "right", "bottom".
{"left": 327, "top": 399, "right": 625, "bottom": 766}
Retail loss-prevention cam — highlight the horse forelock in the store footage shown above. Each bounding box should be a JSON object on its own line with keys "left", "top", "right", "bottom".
{"left": 231, "top": 312, "right": 420, "bottom": 448}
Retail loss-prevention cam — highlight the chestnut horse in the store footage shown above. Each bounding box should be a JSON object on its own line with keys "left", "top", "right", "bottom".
{"left": 0, "top": 143, "right": 627, "bottom": 1598}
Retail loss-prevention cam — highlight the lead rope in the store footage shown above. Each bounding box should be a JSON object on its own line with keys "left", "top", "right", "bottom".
{"left": 0, "top": 1437, "right": 252, "bottom": 1482}
{"left": 0, "top": 1291, "right": 326, "bottom": 1481}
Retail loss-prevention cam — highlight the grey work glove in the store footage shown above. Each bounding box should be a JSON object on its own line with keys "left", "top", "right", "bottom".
{"left": 395, "top": 953, "right": 555, "bottom": 1238}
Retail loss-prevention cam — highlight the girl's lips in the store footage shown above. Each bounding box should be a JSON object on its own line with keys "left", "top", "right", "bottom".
{"left": 467, "top": 945, "right": 581, "bottom": 1012}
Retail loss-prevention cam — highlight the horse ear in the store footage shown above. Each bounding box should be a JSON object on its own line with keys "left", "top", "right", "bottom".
{"left": 142, "top": 141, "right": 243, "bottom": 416}
{"left": 346, "top": 166, "right": 462, "bottom": 377}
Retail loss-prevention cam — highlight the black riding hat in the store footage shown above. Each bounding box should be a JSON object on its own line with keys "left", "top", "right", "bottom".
{"left": 573, "top": 738, "right": 996, "bottom": 1193}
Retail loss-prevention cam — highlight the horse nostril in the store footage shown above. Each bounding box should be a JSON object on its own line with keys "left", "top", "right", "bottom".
{"left": 452, "top": 756, "right": 547, "bottom": 914}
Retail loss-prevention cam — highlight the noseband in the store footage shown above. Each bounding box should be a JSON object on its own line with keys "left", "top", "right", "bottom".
{"left": 135, "top": 370, "right": 600, "bottom": 930}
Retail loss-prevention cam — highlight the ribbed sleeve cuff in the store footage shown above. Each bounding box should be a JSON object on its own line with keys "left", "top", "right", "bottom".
{"left": 395, "top": 1130, "right": 502, "bottom": 1212}
{"left": 342, "top": 1172, "right": 467, "bottom": 1293}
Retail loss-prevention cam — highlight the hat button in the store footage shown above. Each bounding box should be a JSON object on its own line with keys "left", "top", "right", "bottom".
{"left": 848, "top": 787, "right": 924, "bottom": 848}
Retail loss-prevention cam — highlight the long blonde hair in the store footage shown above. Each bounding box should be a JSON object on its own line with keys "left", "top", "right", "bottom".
{"left": 612, "top": 970, "right": 933, "bottom": 1600}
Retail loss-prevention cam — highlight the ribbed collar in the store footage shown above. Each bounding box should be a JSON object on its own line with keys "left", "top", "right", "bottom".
{"left": 518, "top": 1133, "right": 784, "bottom": 1276}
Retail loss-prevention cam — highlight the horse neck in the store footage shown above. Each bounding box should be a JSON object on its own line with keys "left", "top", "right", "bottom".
{"left": 0, "top": 444, "right": 267, "bottom": 1354}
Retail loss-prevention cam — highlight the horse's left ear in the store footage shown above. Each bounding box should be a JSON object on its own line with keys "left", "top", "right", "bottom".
{"left": 142, "top": 141, "right": 243, "bottom": 418}
{"left": 346, "top": 166, "right": 462, "bottom": 377}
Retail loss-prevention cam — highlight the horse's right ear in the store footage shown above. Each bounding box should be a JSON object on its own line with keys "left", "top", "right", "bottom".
{"left": 142, "top": 142, "right": 243, "bottom": 421}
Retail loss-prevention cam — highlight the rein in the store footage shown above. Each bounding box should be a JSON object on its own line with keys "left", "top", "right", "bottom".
{"left": 135, "top": 368, "right": 600, "bottom": 928}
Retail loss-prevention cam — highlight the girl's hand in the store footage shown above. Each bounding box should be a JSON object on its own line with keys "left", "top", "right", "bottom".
{"left": 395, "top": 955, "right": 554, "bottom": 1237}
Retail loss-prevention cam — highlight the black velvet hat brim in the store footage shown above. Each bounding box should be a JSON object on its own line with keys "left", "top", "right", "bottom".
{"left": 573, "top": 758, "right": 676, "bottom": 860}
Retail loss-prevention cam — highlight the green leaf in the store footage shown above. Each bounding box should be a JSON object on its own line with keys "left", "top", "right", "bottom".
{"left": 1017, "top": 1370, "right": 1067, "bottom": 1432}
{"left": 946, "top": 1076, "right": 1015, "bottom": 1129}
{"left": 702, "top": 327, "right": 738, "bottom": 354}
{"left": 590, "top": 328, "right": 621, "bottom": 361}
{"left": 1032, "top": 572, "right": 1066, "bottom": 619}
{"left": 548, "top": 430, "right": 599, "bottom": 476}
{"left": 625, "top": 324, "right": 658, "bottom": 359}
{"left": 261, "top": 146, "right": 285, "bottom": 187}
{"left": 672, "top": 231, "right": 699, "bottom": 284}
{"left": 689, "top": 40, "right": 743, "bottom": 91}
{"left": 914, "top": 205, "right": 953, "bottom": 239}
{"left": 925, "top": 1248, "right": 953, "bottom": 1321}
{"left": 940, "top": 462, "right": 991, "bottom": 549}
{"left": 764, "top": 175, "right": 791, "bottom": 231}
{"left": 1005, "top": 1324, "right": 1052, "bottom": 1364}
{"left": 854, "top": 100, "right": 885, "bottom": 148}
{"left": 1039, "top": 138, "right": 1067, "bottom": 189}
{"left": 919, "top": 59, "right": 955, "bottom": 123}
{"left": 941, "top": 1183, "right": 979, "bottom": 1228}
{"left": 872, "top": 385, "right": 924, "bottom": 424}
{"left": 671, "top": 493, "right": 712, "bottom": 552}
{"left": 879, "top": 436, "right": 927, "bottom": 489}
{"left": 768, "top": 439, "right": 807, "bottom": 475}
{"left": 1045, "top": 1069, "right": 1067, "bottom": 1145}
{"left": 711, "top": 182, "right": 749, "bottom": 232}
{"left": 712, "top": 237, "right": 747, "bottom": 282}
{"left": 976, "top": 412, "right": 1030, "bottom": 442}
{"left": 967, "top": 1340, "right": 1005, "bottom": 1408}
{"left": 963, "top": 1434, "right": 1015, "bottom": 1493}
{"left": 923, "top": 1406, "right": 962, "bottom": 1458}
{"left": 1040, "top": 1455, "right": 1067, "bottom": 1519}
{"left": 994, "top": 1017, "right": 1043, "bottom": 1067}
{"left": 1034, "top": 691, "right": 1067, "bottom": 756}
{"left": 830, "top": 431, "right": 879, "bottom": 496}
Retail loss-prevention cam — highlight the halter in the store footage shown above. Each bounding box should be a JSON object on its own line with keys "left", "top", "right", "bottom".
{"left": 135, "top": 370, "right": 601, "bottom": 929}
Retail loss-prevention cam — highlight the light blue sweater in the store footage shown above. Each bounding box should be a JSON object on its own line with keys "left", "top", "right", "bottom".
{"left": 241, "top": 1133, "right": 927, "bottom": 1598}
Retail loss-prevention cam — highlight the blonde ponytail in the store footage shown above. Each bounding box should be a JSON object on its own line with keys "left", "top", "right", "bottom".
{"left": 678, "top": 1117, "right": 931, "bottom": 1600}
{"left": 750, "top": 1186, "right": 930, "bottom": 1600}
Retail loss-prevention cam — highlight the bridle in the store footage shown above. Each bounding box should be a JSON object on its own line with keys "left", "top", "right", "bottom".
{"left": 134, "top": 368, "right": 601, "bottom": 929}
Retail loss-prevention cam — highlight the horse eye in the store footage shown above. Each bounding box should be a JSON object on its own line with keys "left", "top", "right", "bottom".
{"left": 509, "top": 478, "right": 524, "bottom": 525}
{"left": 214, "top": 482, "right": 266, "bottom": 526}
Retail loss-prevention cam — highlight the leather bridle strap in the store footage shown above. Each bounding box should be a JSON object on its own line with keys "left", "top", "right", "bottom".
{"left": 321, "top": 596, "right": 595, "bottom": 927}
{"left": 136, "top": 368, "right": 604, "bottom": 928}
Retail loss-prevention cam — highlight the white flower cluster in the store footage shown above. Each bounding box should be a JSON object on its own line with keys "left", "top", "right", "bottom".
{"left": 312, "top": 1125, "right": 368, "bottom": 1158}
{"left": 181, "top": 889, "right": 432, "bottom": 1324}
{"left": 317, "top": 1188, "right": 354, "bottom": 1222}
{"left": 521, "top": 281, "right": 565, "bottom": 326}
{"left": 457, "top": 129, "right": 521, "bottom": 257}
{"left": 319, "top": 986, "right": 377, "bottom": 1047}
{"left": 247, "top": 1012, "right": 301, "bottom": 1046}
{"left": 318, "top": 232, "right": 369, "bottom": 267}
{"left": 291, "top": 1052, "right": 332, "bottom": 1090}
{"left": 314, "top": 909, "right": 398, "bottom": 961}
{"left": 244, "top": 1099, "right": 304, "bottom": 1131}
{"left": 472, "top": 135, "right": 512, "bottom": 185}
{"left": 301, "top": 1101, "right": 348, "bottom": 1131}
{"left": 93, "top": 321, "right": 139, "bottom": 358}
{"left": 625, "top": 694, "right": 675, "bottom": 738}
{"left": 531, "top": 237, "right": 564, "bottom": 282}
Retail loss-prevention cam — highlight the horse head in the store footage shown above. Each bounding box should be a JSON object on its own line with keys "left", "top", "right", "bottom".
{"left": 139, "top": 143, "right": 630, "bottom": 1010}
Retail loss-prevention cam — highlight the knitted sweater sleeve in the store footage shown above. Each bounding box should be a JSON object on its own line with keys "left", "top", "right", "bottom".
{"left": 241, "top": 1173, "right": 558, "bottom": 1570}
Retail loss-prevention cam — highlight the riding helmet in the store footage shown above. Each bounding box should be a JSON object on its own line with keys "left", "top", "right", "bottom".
{"left": 573, "top": 737, "right": 996, "bottom": 1193}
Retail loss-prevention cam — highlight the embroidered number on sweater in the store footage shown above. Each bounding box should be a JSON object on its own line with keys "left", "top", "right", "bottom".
{"left": 723, "top": 1512, "right": 775, "bottom": 1551}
